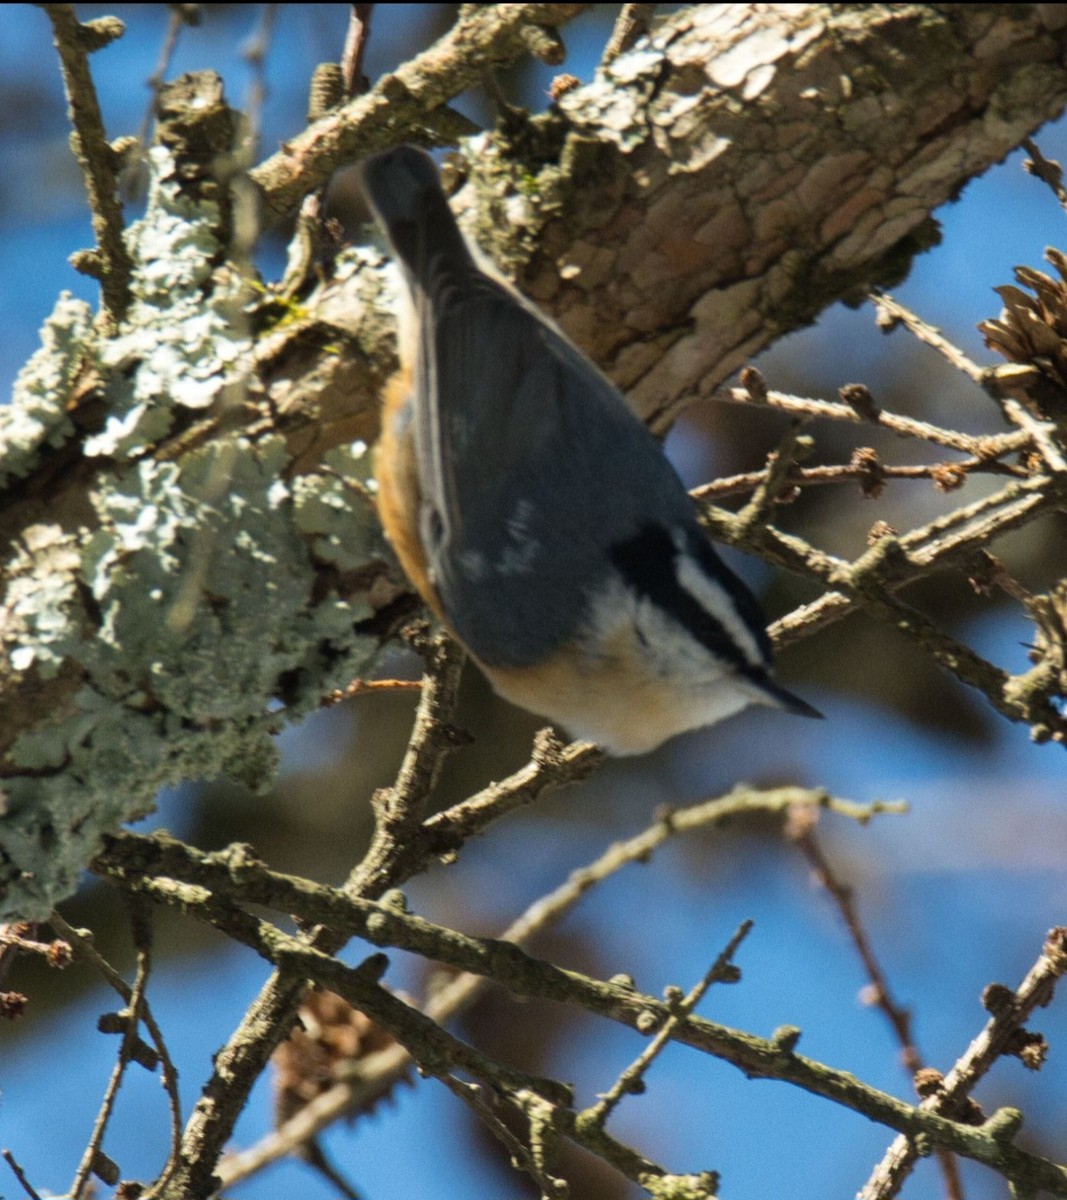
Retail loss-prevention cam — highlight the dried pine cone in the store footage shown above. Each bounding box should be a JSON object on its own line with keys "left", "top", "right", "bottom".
{"left": 273, "top": 985, "right": 403, "bottom": 1125}
{"left": 979, "top": 249, "right": 1067, "bottom": 416}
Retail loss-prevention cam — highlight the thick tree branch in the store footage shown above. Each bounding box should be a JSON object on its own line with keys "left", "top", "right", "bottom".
{"left": 248, "top": 3, "right": 590, "bottom": 223}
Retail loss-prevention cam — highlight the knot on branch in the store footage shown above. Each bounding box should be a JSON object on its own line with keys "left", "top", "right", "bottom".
{"left": 1004, "top": 583, "right": 1067, "bottom": 743}
{"left": 849, "top": 447, "right": 885, "bottom": 498}
{"left": 1005, "top": 1027, "right": 1049, "bottom": 1071}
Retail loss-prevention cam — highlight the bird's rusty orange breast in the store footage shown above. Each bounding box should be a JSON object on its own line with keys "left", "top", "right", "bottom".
{"left": 375, "top": 367, "right": 444, "bottom": 619}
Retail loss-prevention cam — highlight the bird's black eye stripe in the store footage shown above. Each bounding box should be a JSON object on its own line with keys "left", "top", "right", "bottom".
{"left": 607, "top": 525, "right": 758, "bottom": 671}
{"left": 686, "top": 527, "right": 773, "bottom": 662}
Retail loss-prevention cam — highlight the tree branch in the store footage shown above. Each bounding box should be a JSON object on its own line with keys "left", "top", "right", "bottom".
{"left": 860, "top": 928, "right": 1067, "bottom": 1199}
{"left": 248, "top": 3, "right": 590, "bottom": 223}
{"left": 98, "top": 853, "right": 1067, "bottom": 1198}
{"left": 40, "top": 5, "right": 132, "bottom": 329}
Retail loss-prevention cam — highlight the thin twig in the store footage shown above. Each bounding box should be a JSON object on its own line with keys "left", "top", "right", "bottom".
{"left": 422, "top": 730, "right": 604, "bottom": 859}
{"left": 69, "top": 924, "right": 154, "bottom": 1198}
{"left": 41, "top": 4, "right": 133, "bottom": 329}
{"left": 870, "top": 291, "right": 985, "bottom": 383}
{"left": 693, "top": 454, "right": 1025, "bottom": 502}
{"left": 295, "top": 1139, "right": 362, "bottom": 1200}
{"left": 125, "top": 873, "right": 1067, "bottom": 1197}
{"left": 0, "top": 922, "right": 36, "bottom": 987}
{"left": 439, "top": 1074, "right": 567, "bottom": 1199}
{"left": 241, "top": 3, "right": 279, "bottom": 157}
{"left": 0, "top": 924, "right": 69, "bottom": 968}
{"left": 137, "top": 5, "right": 198, "bottom": 150}
{"left": 1022, "top": 137, "right": 1067, "bottom": 216}
{"left": 581, "top": 921, "right": 753, "bottom": 1130}
{"left": 2, "top": 1149, "right": 43, "bottom": 1200}
{"left": 49, "top": 912, "right": 183, "bottom": 1199}
{"left": 703, "top": 469, "right": 1067, "bottom": 741}
{"left": 98, "top": 792, "right": 899, "bottom": 961}
{"left": 733, "top": 421, "right": 812, "bottom": 536}
{"left": 248, "top": 4, "right": 588, "bottom": 223}
{"left": 159, "top": 627, "right": 467, "bottom": 1198}
{"left": 277, "top": 3, "right": 370, "bottom": 301}
{"left": 129, "top": 895, "right": 697, "bottom": 1191}
{"left": 860, "top": 928, "right": 1067, "bottom": 1200}
{"left": 788, "top": 811, "right": 963, "bottom": 1200}
{"left": 871, "top": 289, "right": 1067, "bottom": 474}
{"left": 325, "top": 677, "right": 423, "bottom": 705}
{"left": 998, "top": 397, "right": 1067, "bottom": 473}
{"left": 790, "top": 813, "right": 919, "bottom": 1066}
{"left": 342, "top": 4, "right": 375, "bottom": 97}
{"left": 345, "top": 627, "right": 468, "bottom": 897}
{"left": 715, "top": 384, "right": 1029, "bottom": 458}
{"left": 102, "top": 787, "right": 903, "bottom": 1191}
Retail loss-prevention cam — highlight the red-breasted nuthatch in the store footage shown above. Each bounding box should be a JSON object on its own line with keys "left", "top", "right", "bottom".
{"left": 362, "top": 145, "right": 820, "bottom": 755}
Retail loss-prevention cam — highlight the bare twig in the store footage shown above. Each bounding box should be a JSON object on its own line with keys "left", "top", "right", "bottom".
{"left": 2, "top": 1149, "right": 43, "bottom": 1200}
{"left": 734, "top": 421, "right": 813, "bottom": 536}
{"left": 1022, "top": 137, "right": 1067, "bottom": 215}
{"left": 137, "top": 4, "right": 199, "bottom": 150}
{"left": 98, "top": 787, "right": 901, "bottom": 1190}
{"left": 41, "top": 4, "right": 133, "bottom": 329}
{"left": 702, "top": 469, "right": 1067, "bottom": 742}
{"left": 871, "top": 290, "right": 1067, "bottom": 474}
{"left": 48, "top": 912, "right": 183, "bottom": 1199}
{"left": 438, "top": 1074, "right": 568, "bottom": 1199}
{"left": 120, "top": 873, "right": 1067, "bottom": 1197}
{"left": 98, "top": 792, "right": 900, "bottom": 961}
{"left": 998, "top": 396, "right": 1067, "bottom": 474}
{"left": 295, "top": 1139, "right": 362, "bottom": 1200}
{"left": 240, "top": 3, "right": 279, "bottom": 156}
{"left": 694, "top": 454, "right": 1025, "bottom": 502}
{"left": 787, "top": 811, "right": 963, "bottom": 1200}
{"left": 325, "top": 677, "right": 424, "bottom": 705}
{"left": 422, "top": 730, "right": 604, "bottom": 859}
{"left": 248, "top": 4, "right": 588, "bottom": 223}
{"left": 157, "top": 626, "right": 467, "bottom": 1199}
{"left": 69, "top": 914, "right": 154, "bottom": 1198}
{"left": 789, "top": 812, "right": 919, "bottom": 1068}
{"left": 279, "top": 4, "right": 372, "bottom": 302}
{"left": 860, "top": 928, "right": 1067, "bottom": 1200}
{"left": 714, "top": 384, "right": 1029, "bottom": 458}
{"left": 0, "top": 922, "right": 35, "bottom": 988}
{"left": 342, "top": 4, "right": 375, "bottom": 97}
{"left": 870, "top": 290, "right": 986, "bottom": 383}
{"left": 345, "top": 627, "right": 468, "bottom": 897}
{"left": 0, "top": 924, "right": 70, "bottom": 969}
{"left": 581, "top": 921, "right": 753, "bottom": 1130}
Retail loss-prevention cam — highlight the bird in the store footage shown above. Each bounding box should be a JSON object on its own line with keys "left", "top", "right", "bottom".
{"left": 360, "top": 145, "right": 820, "bottom": 754}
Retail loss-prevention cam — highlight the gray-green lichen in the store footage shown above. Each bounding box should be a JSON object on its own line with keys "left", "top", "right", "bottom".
{"left": 291, "top": 442, "right": 383, "bottom": 572}
{"left": 1, "top": 292, "right": 93, "bottom": 487}
{"left": 88, "top": 146, "right": 253, "bottom": 457}
{"left": 0, "top": 149, "right": 386, "bottom": 921}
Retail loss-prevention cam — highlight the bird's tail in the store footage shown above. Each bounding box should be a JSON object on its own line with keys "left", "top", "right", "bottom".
{"left": 359, "top": 145, "right": 474, "bottom": 291}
